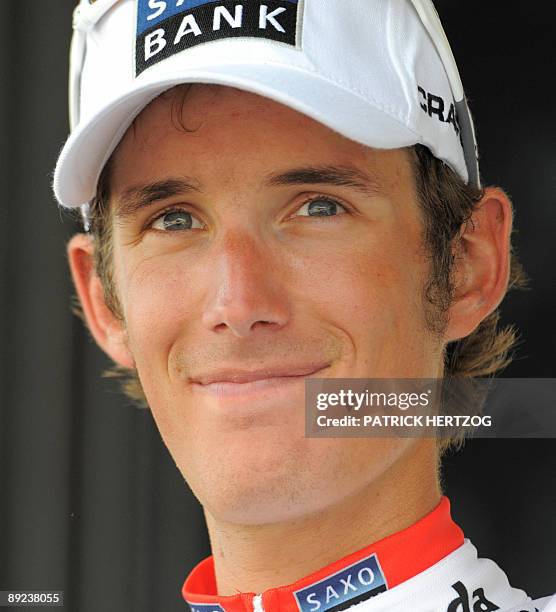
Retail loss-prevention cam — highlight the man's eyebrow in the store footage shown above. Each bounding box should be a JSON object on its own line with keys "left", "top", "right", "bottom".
{"left": 114, "top": 166, "right": 380, "bottom": 219}
{"left": 114, "top": 178, "right": 201, "bottom": 219}
{"left": 266, "top": 165, "right": 382, "bottom": 195}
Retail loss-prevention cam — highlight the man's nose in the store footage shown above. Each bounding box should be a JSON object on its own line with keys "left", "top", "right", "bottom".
{"left": 201, "top": 230, "right": 290, "bottom": 337}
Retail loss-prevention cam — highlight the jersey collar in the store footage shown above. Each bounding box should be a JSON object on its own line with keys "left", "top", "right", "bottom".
{"left": 182, "top": 496, "right": 464, "bottom": 612}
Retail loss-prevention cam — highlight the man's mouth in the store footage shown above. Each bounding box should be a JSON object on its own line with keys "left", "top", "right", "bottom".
{"left": 189, "top": 362, "right": 330, "bottom": 398}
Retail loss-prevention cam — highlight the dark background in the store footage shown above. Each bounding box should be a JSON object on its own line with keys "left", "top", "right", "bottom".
{"left": 0, "top": 1, "right": 554, "bottom": 611}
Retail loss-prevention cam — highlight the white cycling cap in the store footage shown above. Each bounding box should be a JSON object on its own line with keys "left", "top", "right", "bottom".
{"left": 53, "top": 0, "right": 480, "bottom": 213}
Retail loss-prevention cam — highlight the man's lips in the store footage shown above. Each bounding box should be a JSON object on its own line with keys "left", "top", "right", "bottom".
{"left": 189, "top": 363, "right": 330, "bottom": 398}
{"left": 190, "top": 363, "right": 331, "bottom": 385}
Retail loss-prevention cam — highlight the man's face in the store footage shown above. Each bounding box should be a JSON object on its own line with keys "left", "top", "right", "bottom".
{"left": 105, "top": 85, "right": 443, "bottom": 524}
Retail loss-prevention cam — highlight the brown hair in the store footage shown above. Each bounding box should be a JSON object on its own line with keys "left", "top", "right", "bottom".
{"left": 74, "top": 95, "right": 527, "bottom": 451}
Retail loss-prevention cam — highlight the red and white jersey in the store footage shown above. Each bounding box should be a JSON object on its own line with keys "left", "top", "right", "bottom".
{"left": 182, "top": 497, "right": 554, "bottom": 612}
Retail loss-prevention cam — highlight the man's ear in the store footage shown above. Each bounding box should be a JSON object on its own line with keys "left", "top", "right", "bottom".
{"left": 444, "top": 187, "right": 513, "bottom": 342}
{"left": 67, "top": 233, "right": 135, "bottom": 368}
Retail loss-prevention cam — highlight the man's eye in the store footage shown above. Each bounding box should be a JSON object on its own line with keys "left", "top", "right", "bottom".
{"left": 150, "top": 209, "right": 203, "bottom": 232}
{"left": 295, "top": 197, "right": 348, "bottom": 218}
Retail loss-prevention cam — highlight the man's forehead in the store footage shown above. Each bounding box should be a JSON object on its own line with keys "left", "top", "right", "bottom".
{"left": 110, "top": 83, "right": 406, "bottom": 188}
{"left": 126, "top": 83, "right": 332, "bottom": 139}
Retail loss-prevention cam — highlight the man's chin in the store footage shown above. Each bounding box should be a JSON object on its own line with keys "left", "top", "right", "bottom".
{"left": 201, "top": 480, "right": 332, "bottom": 527}
{"left": 185, "top": 441, "right": 324, "bottom": 525}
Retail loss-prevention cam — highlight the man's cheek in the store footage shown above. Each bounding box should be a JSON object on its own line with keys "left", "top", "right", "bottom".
{"left": 121, "top": 259, "right": 193, "bottom": 368}
{"left": 300, "top": 246, "right": 410, "bottom": 321}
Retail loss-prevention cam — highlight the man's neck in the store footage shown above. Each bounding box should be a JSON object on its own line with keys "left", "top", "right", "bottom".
{"left": 203, "top": 439, "right": 441, "bottom": 596}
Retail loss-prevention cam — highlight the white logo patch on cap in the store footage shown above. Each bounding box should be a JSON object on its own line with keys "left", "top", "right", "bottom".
{"left": 136, "top": 0, "right": 302, "bottom": 75}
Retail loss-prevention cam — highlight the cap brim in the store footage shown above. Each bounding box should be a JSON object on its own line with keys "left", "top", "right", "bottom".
{"left": 54, "top": 62, "right": 419, "bottom": 208}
